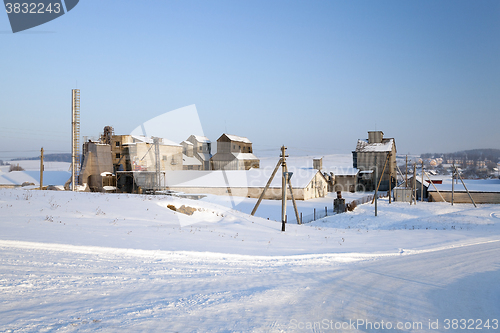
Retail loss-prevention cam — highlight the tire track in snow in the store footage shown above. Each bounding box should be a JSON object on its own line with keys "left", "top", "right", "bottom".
{"left": 1, "top": 238, "right": 499, "bottom": 267}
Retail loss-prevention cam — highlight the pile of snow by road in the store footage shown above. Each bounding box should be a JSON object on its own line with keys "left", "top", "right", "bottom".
{"left": 1, "top": 188, "right": 499, "bottom": 332}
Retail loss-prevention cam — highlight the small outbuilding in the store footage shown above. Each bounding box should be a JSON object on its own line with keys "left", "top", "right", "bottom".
{"left": 332, "top": 167, "right": 359, "bottom": 192}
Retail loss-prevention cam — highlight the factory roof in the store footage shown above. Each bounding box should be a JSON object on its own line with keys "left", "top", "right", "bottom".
{"left": 355, "top": 138, "right": 394, "bottom": 153}
{"left": 221, "top": 134, "right": 252, "bottom": 144}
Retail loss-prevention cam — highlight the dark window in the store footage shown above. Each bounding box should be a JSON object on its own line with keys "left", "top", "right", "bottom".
{"left": 115, "top": 153, "right": 120, "bottom": 159}
{"left": 115, "top": 141, "right": 120, "bottom": 147}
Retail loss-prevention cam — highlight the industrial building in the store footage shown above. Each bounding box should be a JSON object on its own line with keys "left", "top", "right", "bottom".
{"left": 111, "top": 135, "right": 183, "bottom": 173}
{"left": 180, "top": 141, "right": 203, "bottom": 170}
{"left": 211, "top": 134, "right": 260, "bottom": 170}
{"left": 79, "top": 141, "right": 114, "bottom": 192}
{"left": 186, "top": 135, "right": 212, "bottom": 170}
{"left": 352, "top": 131, "right": 396, "bottom": 191}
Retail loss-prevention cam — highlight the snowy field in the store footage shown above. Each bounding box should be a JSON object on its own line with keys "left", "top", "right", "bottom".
{"left": 1, "top": 187, "right": 499, "bottom": 332}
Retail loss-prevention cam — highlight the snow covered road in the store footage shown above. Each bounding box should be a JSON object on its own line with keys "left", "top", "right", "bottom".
{"left": 1, "top": 189, "right": 499, "bottom": 332}
{"left": 1, "top": 240, "right": 499, "bottom": 332}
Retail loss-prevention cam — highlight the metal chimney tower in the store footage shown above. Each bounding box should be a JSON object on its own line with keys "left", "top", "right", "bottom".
{"left": 71, "top": 89, "right": 80, "bottom": 191}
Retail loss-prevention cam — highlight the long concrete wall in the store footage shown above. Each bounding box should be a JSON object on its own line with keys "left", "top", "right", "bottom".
{"left": 429, "top": 192, "right": 500, "bottom": 204}
{"left": 166, "top": 186, "right": 308, "bottom": 200}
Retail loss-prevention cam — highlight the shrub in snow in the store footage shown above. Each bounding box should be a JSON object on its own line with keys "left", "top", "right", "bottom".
{"left": 9, "top": 164, "right": 24, "bottom": 172}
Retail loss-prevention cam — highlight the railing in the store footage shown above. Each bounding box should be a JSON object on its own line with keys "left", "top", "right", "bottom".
{"left": 288, "top": 206, "right": 335, "bottom": 224}
{"left": 290, "top": 193, "right": 387, "bottom": 224}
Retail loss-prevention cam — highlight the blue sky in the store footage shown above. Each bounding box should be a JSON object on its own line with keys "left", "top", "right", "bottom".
{"left": 1, "top": 0, "right": 499, "bottom": 159}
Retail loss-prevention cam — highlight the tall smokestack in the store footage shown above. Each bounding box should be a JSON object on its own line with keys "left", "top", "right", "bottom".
{"left": 71, "top": 89, "right": 80, "bottom": 191}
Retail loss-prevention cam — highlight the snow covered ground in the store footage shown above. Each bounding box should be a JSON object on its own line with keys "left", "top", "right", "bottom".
{"left": 0, "top": 161, "right": 71, "bottom": 187}
{"left": 1, "top": 186, "right": 500, "bottom": 331}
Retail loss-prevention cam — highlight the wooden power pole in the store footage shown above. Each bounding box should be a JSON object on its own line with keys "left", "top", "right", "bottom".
{"left": 405, "top": 155, "right": 408, "bottom": 188}
{"left": 251, "top": 145, "right": 301, "bottom": 230}
{"left": 281, "top": 146, "right": 287, "bottom": 232}
{"left": 40, "top": 147, "right": 44, "bottom": 190}
{"left": 421, "top": 160, "right": 424, "bottom": 202}
{"left": 413, "top": 163, "right": 417, "bottom": 205}
{"left": 374, "top": 155, "right": 378, "bottom": 216}
{"left": 452, "top": 162, "right": 455, "bottom": 205}
{"left": 388, "top": 152, "right": 392, "bottom": 204}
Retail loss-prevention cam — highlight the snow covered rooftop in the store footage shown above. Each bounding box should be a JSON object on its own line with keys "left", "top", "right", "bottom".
{"left": 131, "top": 135, "right": 181, "bottom": 147}
{"left": 196, "top": 153, "right": 212, "bottom": 161}
{"left": 331, "top": 167, "right": 359, "bottom": 176}
{"left": 232, "top": 153, "right": 259, "bottom": 160}
{"left": 181, "top": 140, "right": 193, "bottom": 146}
{"left": 428, "top": 179, "right": 500, "bottom": 193}
{"left": 182, "top": 155, "right": 202, "bottom": 166}
{"left": 164, "top": 169, "right": 322, "bottom": 189}
{"left": 355, "top": 139, "right": 394, "bottom": 153}
{"left": 191, "top": 135, "right": 211, "bottom": 143}
{"left": 223, "top": 134, "right": 252, "bottom": 144}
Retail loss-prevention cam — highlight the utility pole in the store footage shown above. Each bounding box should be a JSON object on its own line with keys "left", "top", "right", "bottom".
{"left": 153, "top": 137, "right": 161, "bottom": 192}
{"left": 285, "top": 164, "right": 301, "bottom": 225}
{"left": 405, "top": 155, "right": 408, "bottom": 188}
{"left": 421, "top": 160, "right": 424, "bottom": 202}
{"left": 251, "top": 158, "right": 282, "bottom": 216}
{"left": 372, "top": 153, "right": 390, "bottom": 204}
{"left": 452, "top": 162, "right": 455, "bottom": 205}
{"left": 39, "top": 147, "right": 44, "bottom": 190}
{"left": 388, "top": 175, "right": 392, "bottom": 204}
{"left": 409, "top": 159, "right": 412, "bottom": 205}
{"left": 281, "top": 146, "right": 288, "bottom": 232}
{"left": 388, "top": 153, "right": 392, "bottom": 204}
{"left": 413, "top": 163, "right": 417, "bottom": 205}
{"left": 453, "top": 164, "right": 477, "bottom": 208}
{"left": 251, "top": 146, "right": 301, "bottom": 228}
{"left": 374, "top": 155, "right": 378, "bottom": 216}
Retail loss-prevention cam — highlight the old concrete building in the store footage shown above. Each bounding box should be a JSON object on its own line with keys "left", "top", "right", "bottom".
{"left": 211, "top": 134, "right": 260, "bottom": 170}
{"left": 111, "top": 135, "right": 183, "bottom": 173}
{"left": 186, "top": 135, "right": 212, "bottom": 170}
{"left": 110, "top": 135, "right": 183, "bottom": 193}
{"left": 352, "top": 131, "right": 396, "bottom": 191}
{"left": 160, "top": 168, "right": 327, "bottom": 200}
{"left": 181, "top": 140, "right": 202, "bottom": 170}
{"left": 79, "top": 141, "right": 114, "bottom": 192}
